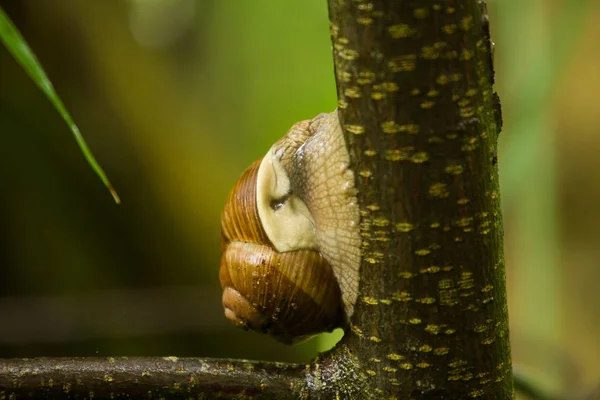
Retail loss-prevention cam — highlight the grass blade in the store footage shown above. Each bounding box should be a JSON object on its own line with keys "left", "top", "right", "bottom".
{"left": 0, "top": 6, "right": 120, "bottom": 204}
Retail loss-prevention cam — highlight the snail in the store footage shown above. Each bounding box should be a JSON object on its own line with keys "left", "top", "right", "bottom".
{"left": 219, "top": 110, "right": 361, "bottom": 344}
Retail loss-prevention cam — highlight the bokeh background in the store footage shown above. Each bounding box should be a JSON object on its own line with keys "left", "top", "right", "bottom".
{"left": 0, "top": 0, "right": 598, "bottom": 397}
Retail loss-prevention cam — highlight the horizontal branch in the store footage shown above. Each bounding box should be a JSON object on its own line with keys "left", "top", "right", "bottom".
{"left": 0, "top": 357, "right": 307, "bottom": 399}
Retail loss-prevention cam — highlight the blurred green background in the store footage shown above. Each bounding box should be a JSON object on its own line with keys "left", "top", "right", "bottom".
{"left": 0, "top": 0, "right": 598, "bottom": 397}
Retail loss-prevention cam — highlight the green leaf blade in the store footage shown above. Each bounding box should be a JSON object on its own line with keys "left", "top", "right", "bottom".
{"left": 0, "top": 6, "right": 120, "bottom": 204}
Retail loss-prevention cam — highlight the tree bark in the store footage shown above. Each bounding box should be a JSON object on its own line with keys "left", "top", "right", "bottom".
{"left": 324, "top": 0, "right": 512, "bottom": 398}
{"left": 0, "top": 1, "right": 512, "bottom": 398}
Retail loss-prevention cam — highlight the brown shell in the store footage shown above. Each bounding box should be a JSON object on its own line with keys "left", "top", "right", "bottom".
{"left": 220, "top": 242, "right": 344, "bottom": 344}
{"left": 221, "top": 158, "right": 270, "bottom": 246}
{"left": 219, "top": 160, "right": 345, "bottom": 344}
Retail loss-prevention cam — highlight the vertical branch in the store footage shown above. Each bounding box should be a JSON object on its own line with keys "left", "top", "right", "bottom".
{"left": 327, "top": 1, "right": 513, "bottom": 398}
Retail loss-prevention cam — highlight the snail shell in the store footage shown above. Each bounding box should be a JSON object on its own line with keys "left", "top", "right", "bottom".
{"left": 219, "top": 110, "right": 360, "bottom": 344}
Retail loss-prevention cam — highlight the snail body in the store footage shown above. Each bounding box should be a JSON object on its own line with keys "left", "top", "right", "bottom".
{"left": 219, "top": 110, "right": 360, "bottom": 344}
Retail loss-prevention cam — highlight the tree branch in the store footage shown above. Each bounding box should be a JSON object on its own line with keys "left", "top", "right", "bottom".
{"left": 0, "top": 357, "right": 307, "bottom": 399}
{"left": 326, "top": 0, "right": 512, "bottom": 397}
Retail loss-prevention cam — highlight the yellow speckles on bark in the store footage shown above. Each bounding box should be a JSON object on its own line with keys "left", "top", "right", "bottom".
{"left": 369, "top": 335, "right": 382, "bottom": 343}
{"left": 436, "top": 74, "right": 449, "bottom": 85}
{"left": 383, "top": 366, "right": 397, "bottom": 373}
{"left": 387, "top": 353, "right": 405, "bottom": 361}
{"left": 389, "top": 55, "right": 416, "bottom": 72}
{"left": 388, "top": 24, "right": 416, "bottom": 39}
{"left": 420, "top": 265, "right": 440, "bottom": 274}
{"left": 474, "top": 324, "right": 488, "bottom": 333}
{"left": 417, "top": 297, "right": 436, "bottom": 304}
{"left": 460, "top": 107, "right": 475, "bottom": 119}
{"left": 413, "top": 8, "right": 430, "bottom": 19}
{"left": 404, "top": 124, "right": 420, "bottom": 134}
{"left": 356, "top": 2, "right": 373, "bottom": 10}
{"left": 481, "top": 337, "right": 494, "bottom": 345}
{"left": 458, "top": 271, "right": 474, "bottom": 290}
{"left": 382, "top": 121, "right": 401, "bottom": 134}
{"left": 421, "top": 46, "right": 439, "bottom": 60}
{"left": 442, "top": 24, "right": 458, "bottom": 35}
{"left": 426, "top": 89, "right": 439, "bottom": 98}
{"left": 380, "top": 298, "right": 392, "bottom": 305}
{"left": 103, "top": 375, "right": 114, "bottom": 383}
{"left": 389, "top": 378, "right": 401, "bottom": 386}
{"left": 457, "top": 197, "right": 470, "bottom": 205}
{"left": 370, "top": 357, "right": 381, "bottom": 363}
{"left": 339, "top": 71, "right": 352, "bottom": 82}
{"left": 350, "top": 322, "right": 364, "bottom": 337}
{"left": 336, "top": 37, "right": 349, "bottom": 45}
{"left": 425, "top": 324, "right": 441, "bottom": 335}
{"left": 482, "top": 297, "right": 494, "bottom": 304}
{"left": 457, "top": 98, "right": 471, "bottom": 107}
{"left": 410, "top": 88, "right": 421, "bottom": 96}
{"left": 357, "top": 71, "right": 375, "bottom": 85}
{"left": 366, "top": 204, "right": 380, "bottom": 211}
{"left": 439, "top": 279, "right": 459, "bottom": 306}
{"left": 366, "top": 369, "right": 377, "bottom": 376}
{"left": 469, "top": 389, "right": 484, "bottom": 398}
{"left": 422, "top": 41, "right": 448, "bottom": 60}
{"left": 444, "top": 328, "right": 456, "bottom": 335}
{"left": 399, "top": 271, "right": 416, "bottom": 279}
{"left": 375, "top": 82, "right": 397, "bottom": 92}
{"left": 411, "top": 152, "right": 429, "bottom": 164}
{"left": 163, "top": 356, "right": 179, "bottom": 362}
{"left": 461, "top": 49, "right": 475, "bottom": 61}
{"left": 364, "top": 254, "right": 381, "bottom": 264}
{"left": 409, "top": 318, "right": 422, "bottom": 325}
{"left": 455, "top": 217, "right": 473, "bottom": 228}
{"left": 373, "top": 217, "right": 390, "bottom": 227}
{"left": 364, "top": 149, "right": 377, "bottom": 157}
{"left": 445, "top": 164, "right": 464, "bottom": 175}
{"left": 339, "top": 49, "right": 359, "bottom": 61}
{"left": 344, "top": 86, "right": 361, "bottom": 98}
{"left": 338, "top": 99, "right": 348, "bottom": 109}
{"left": 400, "top": 362, "right": 414, "bottom": 370}
{"left": 392, "top": 291, "right": 413, "bottom": 302}
{"left": 429, "top": 182, "right": 449, "bottom": 198}
{"left": 434, "top": 347, "right": 449, "bottom": 355}
{"left": 419, "top": 345, "right": 433, "bottom": 353}
{"left": 415, "top": 248, "right": 431, "bottom": 256}
{"left": 396, "top": 222, "right": 415, "bottom": 232}
{"left": 357, "top": 17, "right": 374, "bottom": 25}
{"left": 417, "top": 362, "right": 432, "bottom": 369}
{"left": 362, "top": 296, "right": 379, "bottom": 305}
{"left": 385, "top": 148, "right": 411, "bottom": 161}
{"left": 430, "top": 222, "right": 440, "bottom": 228}
{"left": 446, "top": 6, "right": 456, "bottom": 14}
{"left": 371, "top": 92, "right": 386, "bottom": 100}
{"left": 461, "top": 15, "right": 474, "bottom": 31}
{"left": 448, "top": 360, "right": 467, "bottom": 369}
{"left": 345, "top": 124, "right": 365, "bottom": 135}
{"left": 329, "top": 23, "right": 339, "bottom": 38}
{"left": 481, "top": 284, "right": 493, "bottom": 293}
{"left": 359, "top": 169, "right": 372, "bottom": 178}
{"left": 465, "top": 88, "right": 478, "bottom": 97}
{"left": 373, "top": 230, "right": 391, "bottom": 242}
